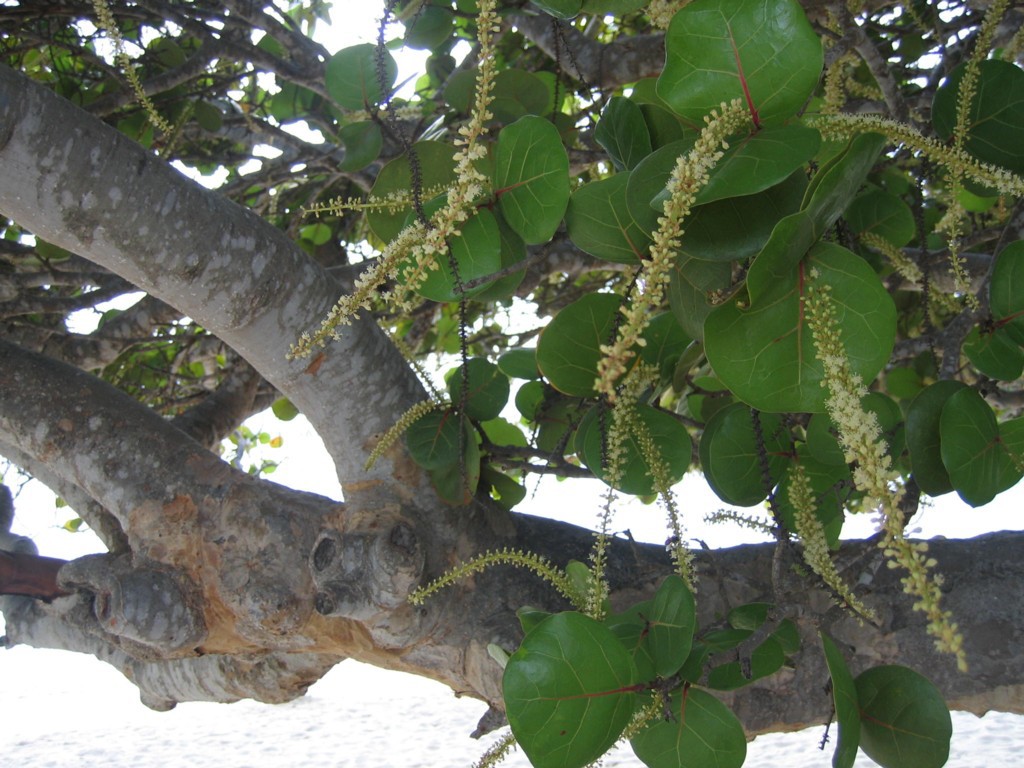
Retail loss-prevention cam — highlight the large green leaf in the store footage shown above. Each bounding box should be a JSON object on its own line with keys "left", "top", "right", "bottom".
{"left": 325, "top": 43, "right": 397, "bottom": 110}
{"left": 367, "top": 141, "right": 457, "bottom": 242}
{"left": 651, "top": 126, "right": 820, "bottom": 207}
{"left": 503, "top": 612, "right": 638, "bottom": 768}
{"left": 963, "top": 324, "right": 1024, "bottom": 381}
{"left": 429, "top": 420, "right": 481, "bottom": 505}
{"left": 668, "top": 255, "right": 733, "bottom": 339}
{"left": 565, "top": 174, "right": 652, "bottom": 264}
{"left": 933, "top": 59, "right": 1024, "bottom": 173}
{"left": 405, "top": 408, "right": 462, "bottom": 470}
{"left": 595, "top": 96, "right": 653, "bottom": 171}
{"left": 745, "top": 132, "right": 886, "bottom": 305}
{"left": 855, "top": 665, "right": 952, "bottom": 768}
{"left": 648, "top": 575, "right": 697, "bottom": 678}
{"left": 575, "top": 404, "right": 693, "bottom": 495}
{"left": 657, "top": 0, "right": 822, "bottom": 127}
{"left": 821, "top": 634, "right": 861, "bottom": 768}
{"left": 446, "top": 358, "right": 510, "bottom": 422}
{"left": 990, "top": 240, "right": 1024, "bottom": 346}
{"left": 699, "top": 404, "right": 789, "bottom": 506}
{"left": 906, "top": 380, "right": 966, "bottom": 497}
{"left": 939, "top": 387, "right": 1024, "bottom": 506}
{"left": 338, "top": 121, "right": 382, "bottom": 172}
{"left": 630, "top": 687, "right": 746, "bottom": 768}
{"left": 401, "top": 207, "right": 502, "bottom": 302}
{"left": 494, "top": 116, "right": 570, "bottom": 244}
{"left": 536, "top": 293, "right": 621, "bottom": 397}
{"left": 845, "top": 187, "right": 916, "bottom": 247}
{"left": 705, "top": 242, "right": 897, "bottom": 413}
{"left": 531, "top": 0, "right": 583, "bottom": 20}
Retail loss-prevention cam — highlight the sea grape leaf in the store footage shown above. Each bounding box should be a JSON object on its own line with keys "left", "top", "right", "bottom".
{"left": 845, "top": 187, "right": 916, "bottom": 247}
{"left": 705, "top": 242, "right": 896, "bottom": 413}
{"left": 906, "top": 380, "right": 966, "bottom": 497}
{"left": 402, "top": 4, "right": 454, "bottom": 50}
{"left": 630, "top": 687, "right": 746, "bottom": 768}
{"left": 652, "top": 126, "right": 819, "bottom": 208}
{"left": 402, "top": 207, "right": 502, "bottom": 302}
{"left": 536, "top": 293, "right": 621, "bottom": 397}
{"left": 605, "top": 602, "right": 658, "bottom": 683}
{"left": 990, "top": 240, "right": 1024, "bottom": 346}
{"left": 648, "top": 575, "right": 697, "bottom": 678}
{"left": 325, "top": 43, "right": 397, "bottom": 110}
{"left": 482, "top": 466, "right": 527, "bottom": 511}
{"left": 565, "top": 174, "right": 652, "bottom": 263}
{"left": 699, "top": 404, "right": 789, "bottom": 506}
{"left": 498, "top": 348, "right": 541, "bottom": 380}
{"left": 668, "top": 255, "right": 734, "bottom": 340}
{"left": 939, "top": 387, "right": 1024, "bottom": 506}
{"left": 429, "top": 421, "right": 481, "bottom": 505}
{"left": 494, "top": 116, "right": 570, "bottom": 244}
{"left": 595, "top": 96, "right": 653, "bottom": 171}
{"left": 405, "top": 408, "right": 462, "bottom": 470}
{"left": 504, "top": 612, "right": 638, "bottom": 768}
{"left": 657, "top": 0, "right": 822, "bottom": 127}
{"left": 640, "top": 312, "right": 692, "bottom": 381}
{"left": 745, "top": 132, "right": 886, "bottom": 305}
{"left": 446, "top": 358, "right": 510, "bottom": 422}
{"left": 963, "top": 324, "right": 1024, "bottom": 381}
{"left": 855, "top": 665, "right": 952, "bottom": 768}
{"left": 338, "top": 121, "right": 383, "bottom": 172}
{"left": 774, "top": 448, "right": 848, "bottom": 548}
{"left": 271, "top": 398, "right": 299, "bottom": 422}
{"left": 821, "top": 634, "right": 860, "bottom": 768}
{"left": 576, "top": 404, "right": 693, "bottom": 496}
{"left": 933, "top": 59, "right": 1024, "bottom": 173}
{"left": 367, "top": 141, "right": 456, "bottom": 242}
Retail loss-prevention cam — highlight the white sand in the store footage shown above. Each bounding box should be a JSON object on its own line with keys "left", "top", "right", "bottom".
{"left": 1, "top": 644, "right": 1020, "bottom": 767}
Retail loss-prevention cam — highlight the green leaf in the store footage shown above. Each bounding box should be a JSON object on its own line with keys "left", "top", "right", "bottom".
{"left": 821, "top": 634, "right": 860, "bottom": 768}
{"left": 774, "top": 449, "right": 848, "bottom": 548}
{"left": 446, "top": 358, "right": 510, "bottom": 421}
{"left": 933, "top": 59, "right": 1024, "bottom": 173}
{"left": 338, "top": 121, "right": 383, "bottom": 172}
{"left": 566, "top": 174, "right": 652, "bottom": 264}
{"left": 429, "top": 422, "right": 481, "bottom": 505}
{"left": 482, "top": 466, "right": 527, "bottom": 510}
{"left": 536, "top": 293, "right": 621, "bottom": 397}
{"left": 402, "top": 207, "right": 502, "bottom": 302}
{"left": 648, "top": 575, "right": 697, "bottom": 678}
{"left": 325, "top": 43, "right": 397, "bottom": 110}
{"left": 668, "top": 255, "right": 733, "bottom": 340}
{"left": 939, "top": 387, "right": 1024, "bottom": 506}
{"left": 495, "top": 116, "right": 570, "bottom": 244}
{"left": 504, "top": 612, "right": 638, "bottom": 768}
{"left": 855, "top": 665, "right": 952, "bottom": 768}
{"left": 640, "top": 312, "right": 692, "bottom": 381}
{"left": 963, "top": 324, "right": 1024, "bottom": 381}
{"left": 581, "top": 0, "right": 647, "bottom": 12}
{"left": 606, "top": 602, "right": 658, "bottom": 683}
{"left": 846, "top": 188, "right": 916, "bottom": 247}
{"left": 271, "top": 397, "right": 299, "bottom": 422}
{"left": 405, "top": 408, "right": 462, "bottom": 470}
{"left": 300, "top": 222, "right": 332, "bottom": 245}
{"left": 630, "top": 687, "right": 746, "bottom": 768}
{"left": 653, "top": 126, "right": 819, "bottom": 207}
{"left": 705, "top": 242, "right": 896, "bottom": 413}
{"left": 367, "top": 141, "right": 457, "bottom": 242}
{"left": 906, "top": 380, "right": 966, "bottom": 497}
{"left": 402, "top": 4, "right": 454, "bottom": 50}
{"left": 626, "top": 140, "right": 697, "bottom": 234}
{"left": 699, "top": 404, "right": 789, "bottom": 506}
{"left": 657, "top": 0, "right": 822, "bottom": 127}
{"left": 744, "top": 132, "right": 886, "bottom": 305}
{"left": 576, "top": 404, "right": 693, "bottom": 495}
{"left": 498, "top": 348, "right": 540, "bottom": 380}
{"left": 481, "top": 417, "right": 528, "bottom": 448}
{"left": 706, "top": 636, "right": 785, "bottom": 690}
{"left": 990, "top": 240, "right": 1024, "bottom": 346}
{"left": 595, "top": 97, "right": 653, "bottom": 171}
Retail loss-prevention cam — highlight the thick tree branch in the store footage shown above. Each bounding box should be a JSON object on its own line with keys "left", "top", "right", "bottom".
{"left": 0, "top": 63, "right": 428, "bottom": 508}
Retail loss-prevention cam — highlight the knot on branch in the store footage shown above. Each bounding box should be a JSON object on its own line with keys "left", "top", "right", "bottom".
{"left": 309, "top": 522, "right": 424, "bottom": 621}
{"left": 58, "top": 553, "right": 206, "bottom": 656}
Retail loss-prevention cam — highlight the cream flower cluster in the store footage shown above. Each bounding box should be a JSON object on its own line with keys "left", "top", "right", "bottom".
{"left": 804, "top": 280, "right": 967, "bottom": 669}
{"left": 595, "top": 100, "right": 749, "bottom": 400}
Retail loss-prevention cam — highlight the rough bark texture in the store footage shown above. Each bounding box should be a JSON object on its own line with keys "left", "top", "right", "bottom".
{"left": 0, "top": 57, "right": 1023, "bottom": 741}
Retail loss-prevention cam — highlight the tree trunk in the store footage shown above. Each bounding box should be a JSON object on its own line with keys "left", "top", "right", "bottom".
{"left": 0, "top": 63, "right": 1022, "bottom": 740}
